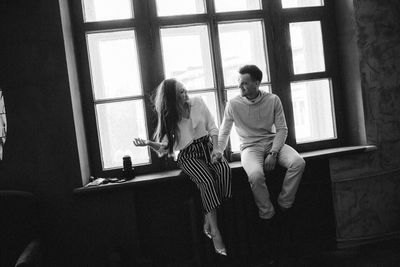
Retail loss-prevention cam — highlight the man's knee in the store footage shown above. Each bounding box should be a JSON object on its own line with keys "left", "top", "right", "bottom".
{"left": 290, "top": 156, "right": 306, "bottom": 170}
{"left": 247, "top": 170, "right": 265, "bottom": 185}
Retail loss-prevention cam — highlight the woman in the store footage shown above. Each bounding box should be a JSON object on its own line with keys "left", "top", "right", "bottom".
{"left": 133, "top": 78, "right": 232, "bottom": 256}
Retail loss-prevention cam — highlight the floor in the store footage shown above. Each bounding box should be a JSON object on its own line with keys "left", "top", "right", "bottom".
{"left": 278, "top": 238, "right": 400, "bottom": 267}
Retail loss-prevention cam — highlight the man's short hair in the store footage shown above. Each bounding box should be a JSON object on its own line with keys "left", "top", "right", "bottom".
{"left": 239, "top": 65, "right": 263, "bottom": 82}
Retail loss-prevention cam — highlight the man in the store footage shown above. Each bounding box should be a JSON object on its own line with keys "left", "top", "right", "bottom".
{"left": 217, "top": 65, "right": 306, "bottom": 264}
{"left": 217, "top": 64, "right": 306, "bottom": 221}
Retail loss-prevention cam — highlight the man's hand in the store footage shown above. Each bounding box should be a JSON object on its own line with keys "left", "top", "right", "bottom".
{"left": 264, "top": 154, "right": 277, "bottom": 171}
{"left": 133, "top": 138, "right": 149, "bottom": 147}
{"left": 211, "top": 149, "right": 223, "bottom": 164}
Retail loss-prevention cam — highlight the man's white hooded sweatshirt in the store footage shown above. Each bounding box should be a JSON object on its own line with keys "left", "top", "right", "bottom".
{"left": 218, "top": 90, "right": 288, "bottom": 152}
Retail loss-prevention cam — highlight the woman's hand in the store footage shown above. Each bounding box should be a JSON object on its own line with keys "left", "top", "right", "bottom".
{"left": 133, "top": 138, "right": 149, "bottom": 147}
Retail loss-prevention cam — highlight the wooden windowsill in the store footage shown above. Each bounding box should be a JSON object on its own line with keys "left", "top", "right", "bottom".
{"left": 73, "top": 145, "right": 376, "bottom": 195}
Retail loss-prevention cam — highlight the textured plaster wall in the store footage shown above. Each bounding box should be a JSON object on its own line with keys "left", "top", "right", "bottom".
{"left": 357, "top": 0, "right": 400, "bottom": 163}
{"left": 330, "top": 0, "right": 400, "bottom": 243}
{"left": 333, "top": 169, "right": 400, "bottom": 241}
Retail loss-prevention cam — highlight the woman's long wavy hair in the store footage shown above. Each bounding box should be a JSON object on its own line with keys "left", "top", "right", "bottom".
{"left": 152, "top": 78, "right": 185, "bottom": 155}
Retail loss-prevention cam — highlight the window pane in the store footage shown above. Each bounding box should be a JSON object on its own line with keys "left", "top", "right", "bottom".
{"left": 282, "top": 0, "right": 324, "bottom": 9}
{"left": 218, "top": 21, "right": 269, "bottom": 87}
{"left": 214, "top": 0, "right": 261, "bottom": 13}
{"left": 156, "top": 0, "right": 205, "bottom": 16}
{"left": 289, "top": 21, "right": 325, "bottom": 74}
{"left": 96, "top": 100, "right": 149, "bottom": 169}
{"left": 226, "top": 86, "right": 271, "bottom": 152}
{"left": 189, "top": 91, "right": 218, "bottom": 125}
{"left": 160, "top": 25, "right": 214, "bottom": 90}
{"left": 82, "top": 0, "right": 133, "bottom": 22}
{"left": 87, "top": 31, "right": 142, "bottom": 100}
{"left": 291, "top": 79, "right": 335, "bottom": 143}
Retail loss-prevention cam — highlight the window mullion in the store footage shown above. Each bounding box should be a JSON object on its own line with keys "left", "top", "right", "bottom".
{"left": 321, "top": 5, "right": 345, "bottom": 147}
{"left": 205, "top": 0, "right": 236, "bottom": 159}
{"left": 206, "top": 13, "right": 225, "bottom": 125}
{"left": 131, "top": 0, "right": 170, "bottom": 172}
{"left": 269, "top": 1, "right": 297, "bottom": 146}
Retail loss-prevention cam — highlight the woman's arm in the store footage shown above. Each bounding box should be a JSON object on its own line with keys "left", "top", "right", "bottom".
{"left": 210, "top": 134, "right": 222, "bottom": 163}
{"left": 218, "top": 102, "right": 234, "bottom": 152}
{"left": 133, "top": 138, "right": 167, "bottom": 153}
{"left": 211, "top": 135, "right": 219, "bottom": 151}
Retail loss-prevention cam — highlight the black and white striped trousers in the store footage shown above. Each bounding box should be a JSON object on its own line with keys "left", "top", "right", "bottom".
{"left": 177, "top": 135, "right": 232, "bottom": 214}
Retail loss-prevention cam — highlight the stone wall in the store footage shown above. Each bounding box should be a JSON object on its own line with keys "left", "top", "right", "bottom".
{"left": 330, "top": 0, "right": 400, "bottom": 246}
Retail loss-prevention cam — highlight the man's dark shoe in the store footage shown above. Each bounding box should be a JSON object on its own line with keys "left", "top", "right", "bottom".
{"left": 253, "top": 257, "right": 276, "bottom": 267}
{"left": 278, "top": 207, "right": 296, "bottom": 255}
{"left": 256, "top": 216, "right": 278, "bottom": 266}
{"left": 279, "top": 206, "right": 292, "bottom": 219}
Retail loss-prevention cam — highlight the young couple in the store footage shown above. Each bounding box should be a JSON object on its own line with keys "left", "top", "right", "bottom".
{"left": 133, "top": 65, "right": 306, "bottom": 258}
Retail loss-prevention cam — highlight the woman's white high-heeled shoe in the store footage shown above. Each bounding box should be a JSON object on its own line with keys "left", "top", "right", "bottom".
{"left": 211, "top": 233, "right": 227, "bottom": 256}
{"left": 214, "top": 246, "right": 227, "bottom": 256}
{"left": 203, "top": 216, "right": 212, "bottom": 239}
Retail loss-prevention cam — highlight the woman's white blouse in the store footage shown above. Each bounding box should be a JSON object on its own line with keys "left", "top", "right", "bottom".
{"left": 161, "top": 97, "right": 218, "bottom": 152}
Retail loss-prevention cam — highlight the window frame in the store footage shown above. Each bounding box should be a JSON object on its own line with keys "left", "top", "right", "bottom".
{"left": 280, "top": 2, "right": 345, "bottom": 151}
{"left": 70, "top": 0, "right": 344, "bottom": 177}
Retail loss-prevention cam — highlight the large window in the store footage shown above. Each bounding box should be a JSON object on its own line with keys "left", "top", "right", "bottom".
{"left": 71, "top": 0, "right": 342, "bottom": 176}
